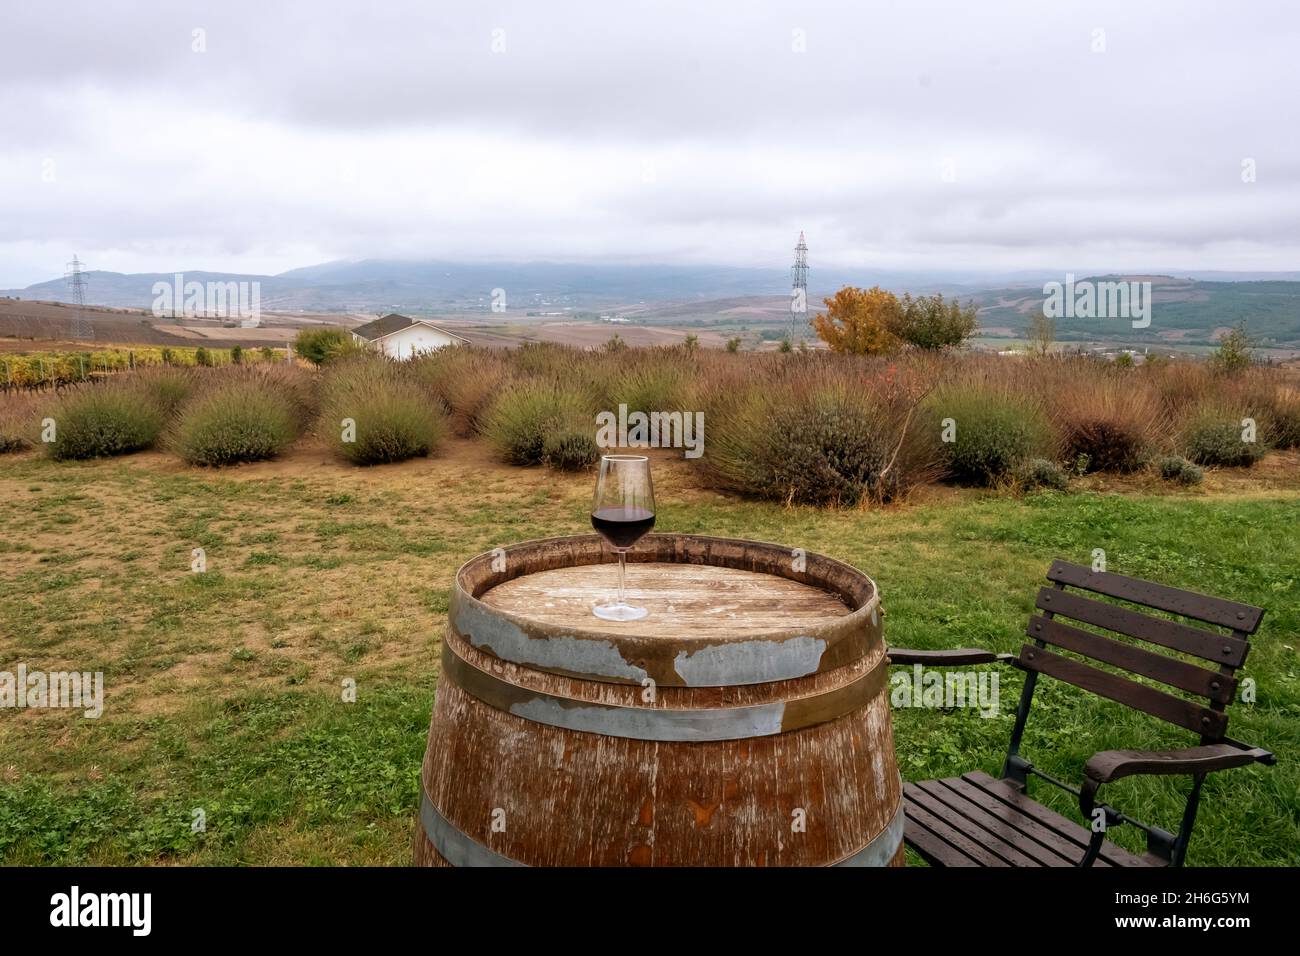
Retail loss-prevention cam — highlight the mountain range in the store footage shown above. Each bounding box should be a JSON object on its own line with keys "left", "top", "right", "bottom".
{"left": 10, "top": 258, "right": 1300, "bottom": 314}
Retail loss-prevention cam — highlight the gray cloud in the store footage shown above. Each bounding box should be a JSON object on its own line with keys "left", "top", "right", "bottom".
{"left": 2, "top": 0, "right": 1298, "bottom": 286}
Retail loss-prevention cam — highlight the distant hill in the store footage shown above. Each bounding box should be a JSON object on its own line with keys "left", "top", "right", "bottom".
{"left": 3, "top": 261, "right": 1297, "bottom": 348}
{"left": 2, "top": 260, "right": 854, "bottom": 312}
{"left": 968, "top": 276, "right": 1300, "bottom": 348}
{"left": 0, "top": 259, "right": 1077, "bottom": 312}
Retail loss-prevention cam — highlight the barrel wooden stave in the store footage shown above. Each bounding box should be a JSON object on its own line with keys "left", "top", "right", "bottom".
{"left": 419, "top": 674, "right": 902, "bottom": 867}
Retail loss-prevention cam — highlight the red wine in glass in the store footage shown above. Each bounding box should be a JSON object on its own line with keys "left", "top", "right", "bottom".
{"left": 591, "top": 505, "right": 656, "bottom": 549}
{"left": 590, "top": 455, "right": 655, "bottom": 621}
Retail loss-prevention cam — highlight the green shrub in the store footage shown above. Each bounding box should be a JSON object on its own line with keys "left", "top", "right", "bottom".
{"left": 230, "top": 345, "right": 243, "bottom": 365}
{"left": 482, "top": 379, "right": 593, "bottom": 467}
{"left": 611, "top": 360, "right": 689, "bottom": 415}
{"left": 1182, "top": 410, "right": 1267, "bottom": 467}
{"left": 171, "top": 379, "right": 300, "bottom": 466}
{"left": 194, "top": 347, "right": 211, "bottom": 368}
{"left": 44, "top": 384, "right": 165, "bottom": 460}
{"left": 295, "top": 326, "right": 359, "bottom": 366}
{"left": 542, "top": 430, "right": 599, "bottom": 471}
{"left": 1210, "top": 322, "right": 1253, "bottom": 374}
{"left": 1014, "top": 458, "right": 1069, "bottom": 492}
{"left": 1156, "top": 455, "right": 1204, "bottom": 485}
{"left": 929, "top": 384, "right": 1053, "bottom": 486}
{"left": 321, "top": 355, "right": 446, "bottom": 465}
{"left": 890, "top": 293, "right": 979, "bottom": 351}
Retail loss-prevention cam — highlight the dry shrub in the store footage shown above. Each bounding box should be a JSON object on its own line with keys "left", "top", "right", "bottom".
{"left": 1237, "top": 368, "right": 1300, "bottom": 450}
{"left": 125, "top": 366, "right": 204, "bottom": 419}
{"left": 1039, "top": 358, "right": 1169, "bottom": 472}
{"left": 409, "top": 347, "right": 514, "bottom": 437}
{"left": 0, "top": 392, "right": 40, "bottom": 453}
{"left": 700, "top": 353, "right": 941, "bottom": 506}
{"left": 1145, "top": 359, "right": 1216, "bottom": 417}
{"left": 237, "top": 362, "right": 319, "bottom": 422}
{"left": 510, "top": 341, "right": 584, "bottom": 378}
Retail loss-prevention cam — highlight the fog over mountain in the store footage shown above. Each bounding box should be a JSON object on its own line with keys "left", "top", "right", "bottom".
{"left": 8, "top": 259, "right": 1300, "bottom": 315}
{"left": 0, "top": 259, "right": 1022, "bottom": 311}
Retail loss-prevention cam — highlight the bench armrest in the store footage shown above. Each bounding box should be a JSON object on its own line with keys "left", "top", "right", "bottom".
{"left": 886, "top": 647, "right": 1014, "bottom": 666}
{"left": 1080, "top": 742, "right": 1274, "bottom": 817}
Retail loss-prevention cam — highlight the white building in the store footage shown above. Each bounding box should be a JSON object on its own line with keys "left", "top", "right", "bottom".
{"left": 351, "top": 313, "right": 469, "bottom": 359}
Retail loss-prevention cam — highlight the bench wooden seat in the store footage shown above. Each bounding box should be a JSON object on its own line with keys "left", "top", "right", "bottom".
{"left": 889, "top": 560, "right": 1275, "bottom": 867}
{"left": 904, "top": 772, "right": 1154, "bottom": 867}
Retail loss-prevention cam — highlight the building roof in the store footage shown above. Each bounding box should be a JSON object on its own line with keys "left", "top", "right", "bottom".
{"left": 351, "top": 313, "right": 469, "bottom": 343}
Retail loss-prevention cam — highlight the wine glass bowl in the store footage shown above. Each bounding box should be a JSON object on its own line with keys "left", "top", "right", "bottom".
{"left": 590, "top": 455, "right": 655, "bottom": 621}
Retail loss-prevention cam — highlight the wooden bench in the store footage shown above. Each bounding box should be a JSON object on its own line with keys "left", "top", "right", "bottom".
{"left": 889, "top": 559, "right": 1275, "bottom": 867}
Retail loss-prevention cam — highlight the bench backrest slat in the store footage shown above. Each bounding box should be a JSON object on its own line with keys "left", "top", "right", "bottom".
{"left": 1046, "top": 560, "right": 1264, "bottom": 633}
{"left": 1026, "top": 615, "right": 1237, "bottom": 704}
{"left": 1018, "top": 644, "right": 1229, "bottom": 737}
{"left": 1035, "top": 587, "right": 1249, "bottom": 667}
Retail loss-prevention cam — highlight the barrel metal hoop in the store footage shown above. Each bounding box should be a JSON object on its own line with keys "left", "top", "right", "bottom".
{"left": 420, "top": 792, "right": 524, "bottom": 867}
{"left": 832, "top": 792, "right": 905, "bottom": 867}
{"left": 441, "top": 640, "right": 888, "bottom": 742}
{"left": 420, "top": 790, "right": 905, "bottom": 868}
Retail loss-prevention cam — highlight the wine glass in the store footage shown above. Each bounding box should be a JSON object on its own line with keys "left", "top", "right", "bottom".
{"left": 590, "top": 454, "right": 656, "bottom": 621}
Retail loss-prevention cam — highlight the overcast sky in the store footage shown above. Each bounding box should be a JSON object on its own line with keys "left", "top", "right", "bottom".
{"left": 2, "top": 0, "right": 1297, "bottom": 287}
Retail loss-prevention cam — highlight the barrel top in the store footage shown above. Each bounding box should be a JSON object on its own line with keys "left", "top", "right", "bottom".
{"left": 449, "top": 533, "right": 883, "bottom": 688}
{"left": 481, "top": 561, "right": 852, "bottom": 639}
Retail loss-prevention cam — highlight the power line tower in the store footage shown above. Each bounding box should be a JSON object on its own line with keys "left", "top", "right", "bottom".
{"left": 788, "top": 230, "right": 809, "bottom": 343}
{"left": 66, "top": 255, "right": 93, "bottom": 339}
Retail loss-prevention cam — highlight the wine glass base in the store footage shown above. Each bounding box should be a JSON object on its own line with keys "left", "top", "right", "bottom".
{"left": 593, "top": 602, "right": 648, "bottom": 622}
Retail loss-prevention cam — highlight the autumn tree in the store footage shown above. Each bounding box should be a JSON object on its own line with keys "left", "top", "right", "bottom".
{"left": 813, "top": 286, "right": 901, "bottom": 355}
{"left": 890, "top": 293, "right": 979, "bottom": 350}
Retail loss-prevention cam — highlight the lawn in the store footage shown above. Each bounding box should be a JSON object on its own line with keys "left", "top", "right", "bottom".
{"left": 1, "top": 441, "right": 1297, "bottom": 866}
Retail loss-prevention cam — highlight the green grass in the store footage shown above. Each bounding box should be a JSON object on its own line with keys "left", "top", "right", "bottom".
{"left": 0, "top": 452, "right": 1296, "bottom": 865}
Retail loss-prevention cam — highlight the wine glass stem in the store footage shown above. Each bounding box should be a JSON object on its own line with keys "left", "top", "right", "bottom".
{"left": 617, "top": 550, "right": 626, "bottom": 606}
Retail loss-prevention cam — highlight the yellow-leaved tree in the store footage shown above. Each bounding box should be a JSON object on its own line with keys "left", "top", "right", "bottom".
{"left": 813, "top": 286, "right": 902, "bottom": 355}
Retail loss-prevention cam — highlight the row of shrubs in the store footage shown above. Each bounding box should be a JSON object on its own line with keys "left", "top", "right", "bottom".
{"left": 1, "top": 345, "right": 1296, "bottom": 506}
{"left": 698, "top": 353, "right": 1295, "bottom": 504}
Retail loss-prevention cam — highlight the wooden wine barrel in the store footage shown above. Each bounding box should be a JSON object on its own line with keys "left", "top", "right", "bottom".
{"left": 414, "top": 533, "right": 902, "bottom": 867}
